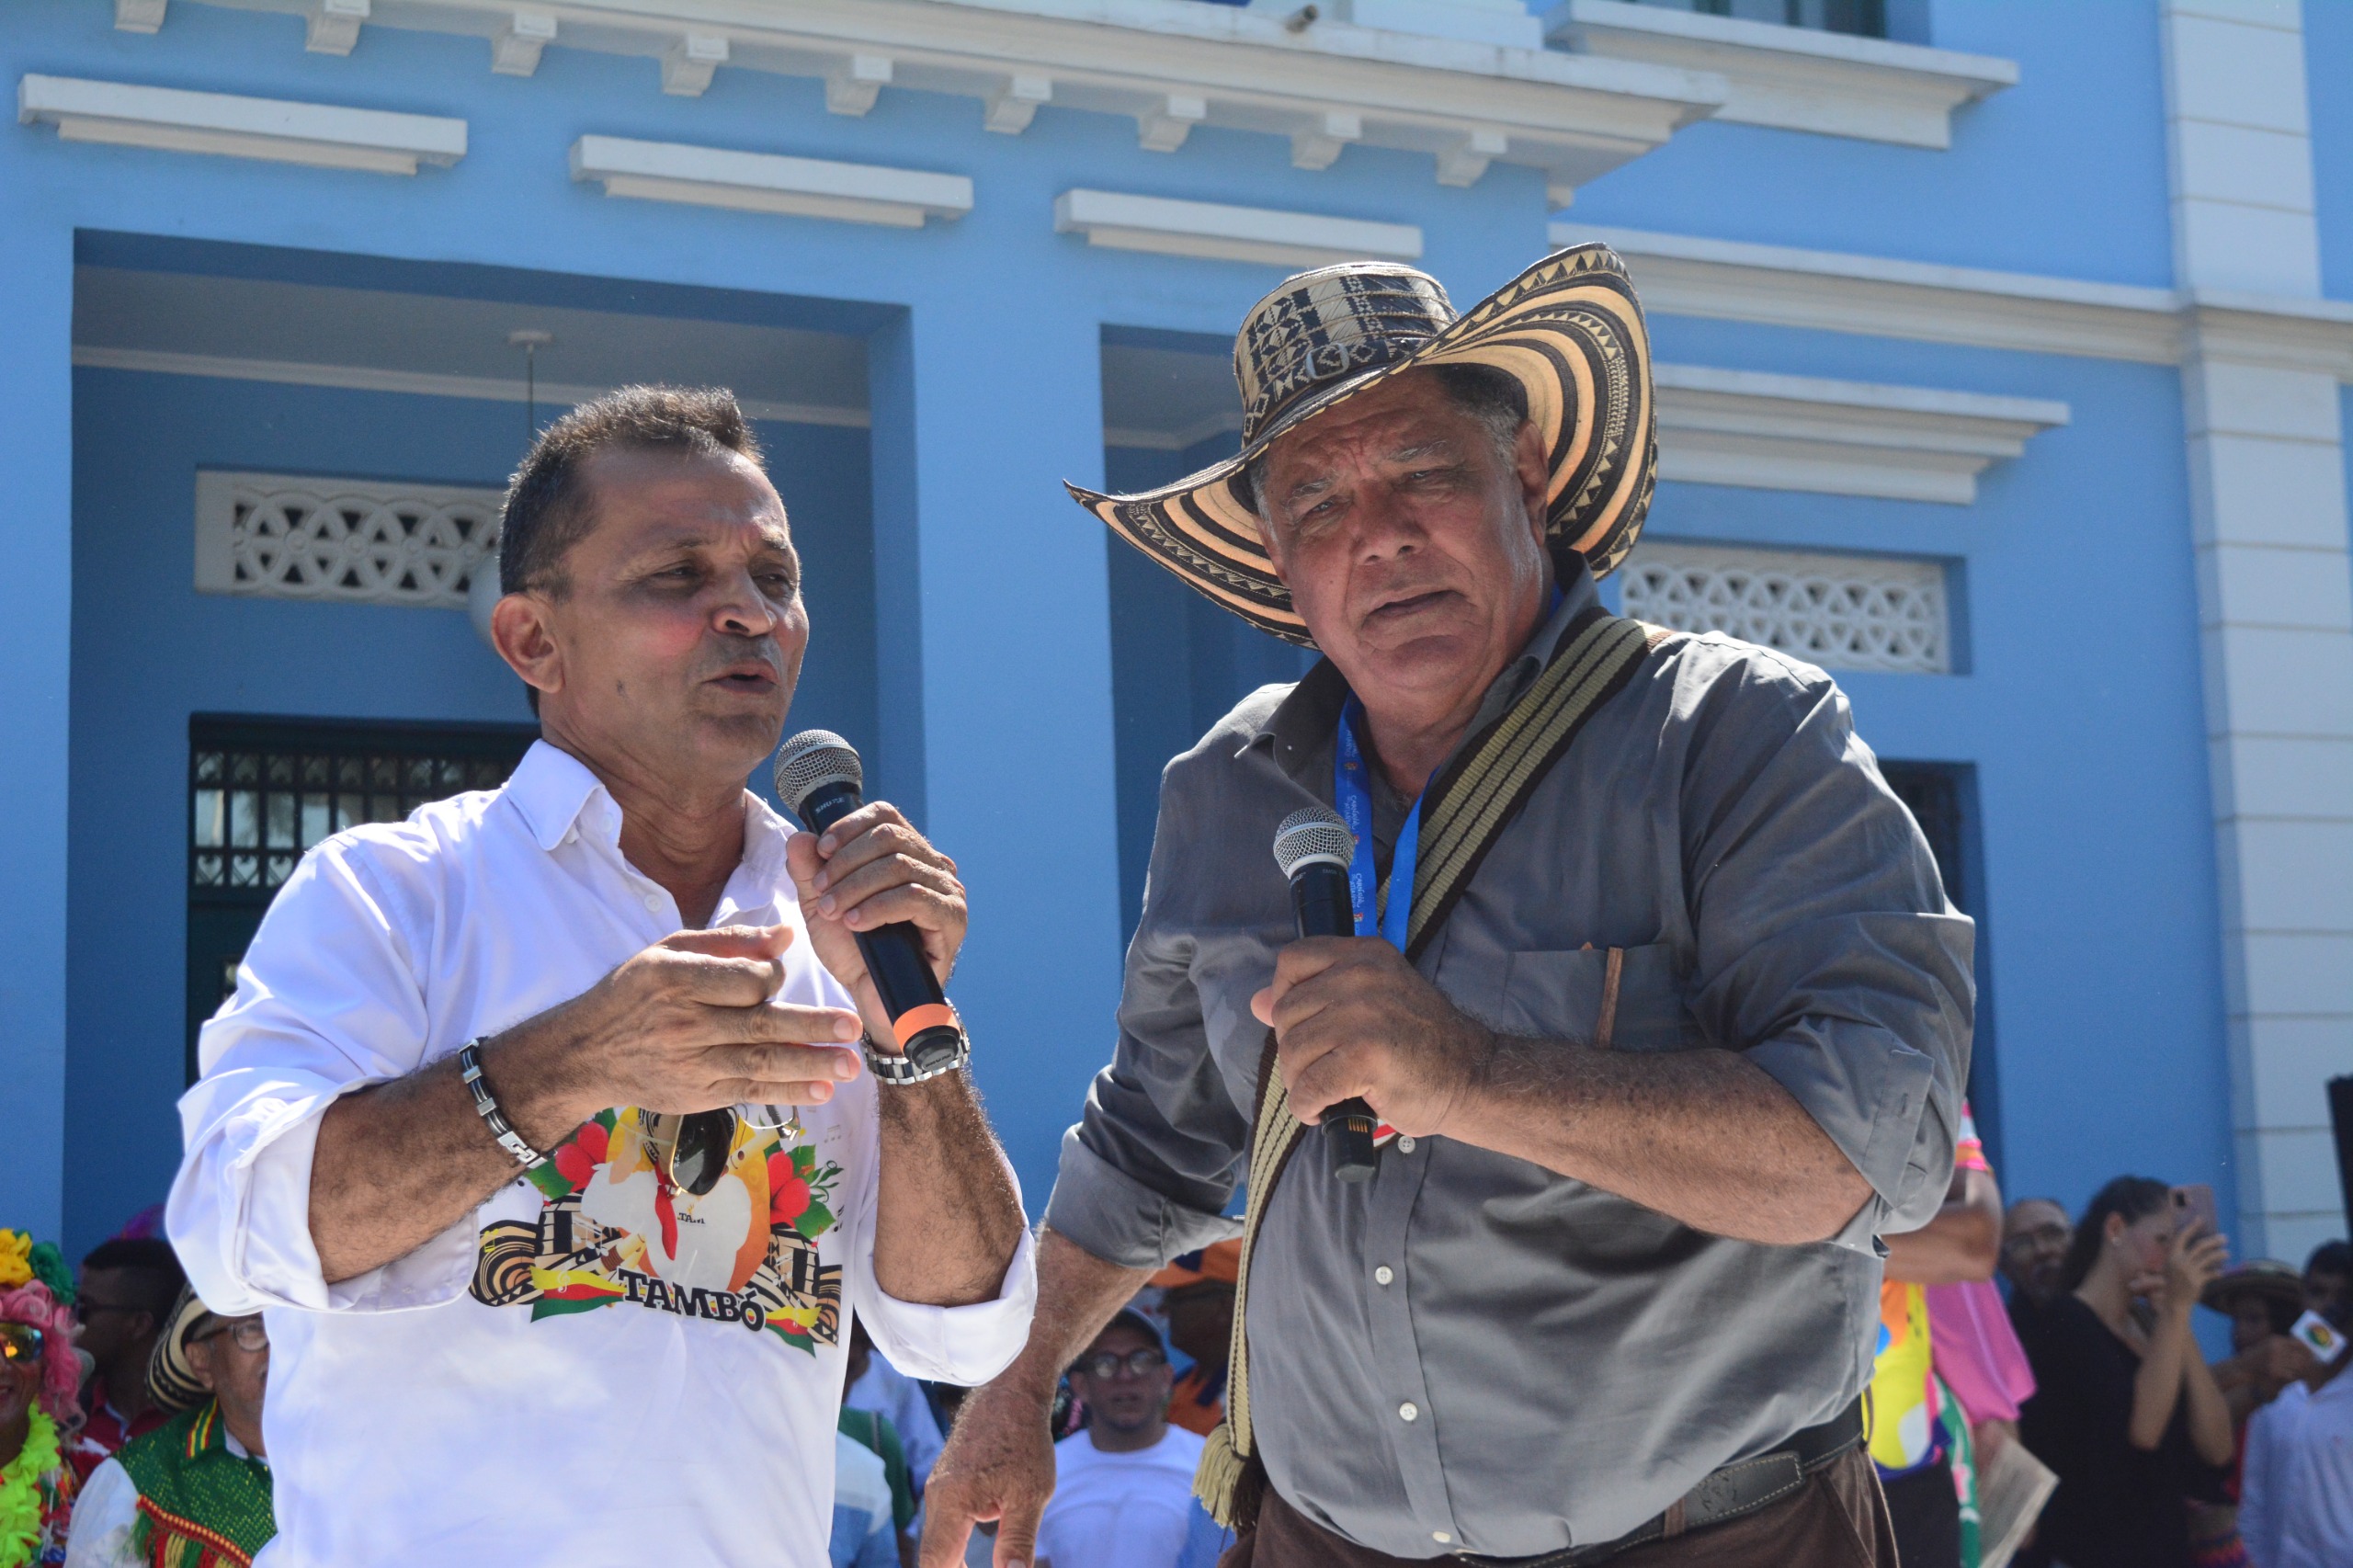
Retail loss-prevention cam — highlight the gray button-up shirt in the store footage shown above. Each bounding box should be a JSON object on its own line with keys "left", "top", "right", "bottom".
{"left": 1043, "top": 562, "right": 1972, "bottom": 1559}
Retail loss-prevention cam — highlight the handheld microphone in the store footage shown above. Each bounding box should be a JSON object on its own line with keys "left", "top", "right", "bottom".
{"left": 1272, "top": 806, "right": 1380, "bottom": 1183}
{"left": 774, "top": 731, "right": 966, "bottom": 1073}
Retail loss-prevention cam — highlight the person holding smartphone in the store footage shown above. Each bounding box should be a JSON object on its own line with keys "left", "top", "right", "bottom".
{"left": 2017, "top": 1176, "right": 2234, "bottom": 1568}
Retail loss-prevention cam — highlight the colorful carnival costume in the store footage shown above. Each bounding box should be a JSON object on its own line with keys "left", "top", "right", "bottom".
{"left": 63, "top": 1290, "right": 272, "bottom": 1568}
{"left": 0, "top": 1231, "right": 85, "bottom": 1568}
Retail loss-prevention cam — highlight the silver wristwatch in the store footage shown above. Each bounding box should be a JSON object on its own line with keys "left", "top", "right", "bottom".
{"left": 861, "top": 1028, "right": 970, "bottom": 1086}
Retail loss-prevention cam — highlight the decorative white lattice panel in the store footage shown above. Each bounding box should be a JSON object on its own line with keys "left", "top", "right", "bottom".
{"left": 194, "top": 471, "right": 503, "bottom": 608}
{"left": 1620, "top": 541, "right": 1950, "bottom": 675}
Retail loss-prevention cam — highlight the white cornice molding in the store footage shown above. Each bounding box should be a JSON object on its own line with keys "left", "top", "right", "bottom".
{"left": 70, "top": 344, "right": 871, "bottom": 427}
{"left": 1652, "top": 362, "right": 2068, "bottom": 505}
{"left": 1552, "top": 222, "right": 2353, "bottom": 380}
{"left": 189, "top": 0, "right": 1726, "bottom": 199}
{"left": 1055, "top": 187, "right": 1422, "bottom": 268}
{"left": 568, "top": 134, "right": 972, "bottom": 227}
{"left": 1543, "top": 0, "right": 2014, "bottom": 149}
{"left": 17, "top": 72, "right": 466, "bottom": 174}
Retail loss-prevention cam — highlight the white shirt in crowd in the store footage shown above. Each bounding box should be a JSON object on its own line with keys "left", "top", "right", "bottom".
{"left": 1036, "top": 1425, "right": 1206, "bottom": 1568}
{"left": 832, "top": 1430, "right": 898, "bottom": 1568}
{"left": 2238, "top": 1366, "right": 2353, "bottom": 1568}
{"left": 166, "top": 742, "right": 1036, "bottom": 1568}
{"left": 64, "top": 1433, "right": 267, "bottom": 1568}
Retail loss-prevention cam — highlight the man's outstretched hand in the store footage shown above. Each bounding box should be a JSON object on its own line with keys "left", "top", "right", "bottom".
{"left": 919, "top": 1381, "right": 1057, "bottom": 1568}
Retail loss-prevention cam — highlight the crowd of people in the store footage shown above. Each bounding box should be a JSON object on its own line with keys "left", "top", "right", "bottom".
{"left": 2, "top": 1181, "right": 2345, "bottom": 1568}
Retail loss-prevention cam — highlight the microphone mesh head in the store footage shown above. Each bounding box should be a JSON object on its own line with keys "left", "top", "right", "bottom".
{"left": 774, "top": 730, "right": 863, "bottom": 814}
{"left": 1273, "top": 805, "right": 1355, "bottom": 879}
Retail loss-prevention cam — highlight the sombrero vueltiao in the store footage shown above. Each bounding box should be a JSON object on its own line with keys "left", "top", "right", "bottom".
{"left": 146, "top": 1286, "right": 224, "bottom": 1414}
{"left": 1066, "top": 243, "right": 1656, "bottom": 647}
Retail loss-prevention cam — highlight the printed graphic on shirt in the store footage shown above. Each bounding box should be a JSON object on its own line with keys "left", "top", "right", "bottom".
{"left": 470, "top": 1108, "right": 846, "bottom": 1354}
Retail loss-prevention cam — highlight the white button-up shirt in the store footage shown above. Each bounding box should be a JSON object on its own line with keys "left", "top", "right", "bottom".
{"left": 166, "top": 741, "right": 1036, "bottom": 1568}
{"left": 2240, "top": 1366, "right": 2353, "bottom": 1568}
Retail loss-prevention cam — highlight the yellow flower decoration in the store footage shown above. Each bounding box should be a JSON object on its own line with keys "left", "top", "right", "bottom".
{"left": 0, "top": 1230, "right": 31, "bottom": 1290}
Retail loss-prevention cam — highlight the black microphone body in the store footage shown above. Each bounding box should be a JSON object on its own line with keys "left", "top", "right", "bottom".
{"left": 791, "top": 777, "right": 963, "bottom": 1062}
{"left": 1284, "top": 856, "right": 1381, "bottom": 1183}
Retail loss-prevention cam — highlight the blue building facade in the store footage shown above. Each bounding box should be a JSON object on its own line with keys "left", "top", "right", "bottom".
{"left": 4, "top": 0, "right": 2347, "bottom": 1268}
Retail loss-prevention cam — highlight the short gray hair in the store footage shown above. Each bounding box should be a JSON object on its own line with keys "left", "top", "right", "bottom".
{"left": 1241, "top": 363, "right": 1528, "bottom": 522}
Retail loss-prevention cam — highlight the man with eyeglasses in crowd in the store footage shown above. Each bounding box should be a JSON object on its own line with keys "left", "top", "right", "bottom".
{"left": 1036, "top": 1310, "right": 1221, "bottom": 1568}
{"left": 65, "top": 1290, "right": 275, "bottom": 1568}
{"left": 166, "top": 387, "right": 1035, "bottom": 1566}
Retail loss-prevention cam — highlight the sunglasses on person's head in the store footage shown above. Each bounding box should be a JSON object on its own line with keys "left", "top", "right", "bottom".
{"left": 0, "top": 1324, "right": 44, "bottom": 1367}
{"left": 192, "top": 1318, "right": 268, "bottom": 1353}
{"left": 1075, "top": 1347, "right": 1167, "bottom": 1381}
{"left": 655, "top": 1106, "right": 800, "bottom": 1199}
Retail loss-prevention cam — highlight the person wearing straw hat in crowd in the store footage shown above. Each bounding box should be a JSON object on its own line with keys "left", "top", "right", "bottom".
{"left": 0, "top": 1230, "right": 84, "bottom": 1568}
{"left": 923, "top": 247, "right": 1972, "bottom": 1568}
{"left": 65, "top": 1290, "right": 274, "bottom": 1568}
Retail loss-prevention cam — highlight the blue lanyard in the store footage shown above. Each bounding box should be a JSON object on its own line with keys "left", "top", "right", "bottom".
{"left": 1332, "top": 586, "right": 1562, "bottom": 951}
{"left": 1335, "top": 696, "right": 1421, "bottom": 953}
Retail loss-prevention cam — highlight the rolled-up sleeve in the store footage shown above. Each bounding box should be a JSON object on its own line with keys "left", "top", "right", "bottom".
{"left": 166, "top": 836, "right": 463, "bottom": 1316}
{"left": 1043, "top": 761, "right": 1251, "bottom": 1271}
{"left": 1678, "top": 646, "right": 1974, "bottom": 1242}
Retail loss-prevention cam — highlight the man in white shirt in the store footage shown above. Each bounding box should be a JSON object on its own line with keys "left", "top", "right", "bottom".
{"left": 1036, "top": 1310, "right": 1211, "bottom": 1568}
{"left": 2239, "top": 1244, "right": 2353, "bottom": 1568}
{"left": 167, "top": 386, "right": 1036, "bottom": 1566}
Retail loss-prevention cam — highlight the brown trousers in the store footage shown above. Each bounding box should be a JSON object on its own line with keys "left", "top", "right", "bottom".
{"left": 1217, "top": 1448, "right": 1899, "bottom": 1568}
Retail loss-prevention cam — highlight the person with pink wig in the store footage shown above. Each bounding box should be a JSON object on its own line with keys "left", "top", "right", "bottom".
{"left": 0, "top": 1228, "right": 85, "bottom": 1567}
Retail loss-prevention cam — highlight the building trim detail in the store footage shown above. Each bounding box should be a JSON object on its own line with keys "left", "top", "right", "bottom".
{"left": 1551, "top": 222, "right": 2353, "bottom": 379}
{"left": 73, "top": 345, "right": 870, "bottom": 428}
{"left": 1544, "top": 0, "right": 2016, "bottom": 150}
{"left": 191, "top": 0, "right": 1727, "bottom": 198}
{"left": 1653, "top": 364, "right": 2067, "bottom": 506}
{"left": 1055, "top": 187, "right": 1422, "bottom": 269}
{"left": 1621, "top": 540, "right": 1951, "bottom": 675}
{"left": 567, "top": 133, "right": 972, "bottom": 227}
{"left": 193, "top": 470, "right": 504, "bottom": 608}
{"left": 16, "top": 73, "right": 467, "bottom": 175}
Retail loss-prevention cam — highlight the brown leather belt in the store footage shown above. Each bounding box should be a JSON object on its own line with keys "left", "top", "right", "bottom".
{"left": 1455, "top": 1399, "right": 1868, "bottom": 1567}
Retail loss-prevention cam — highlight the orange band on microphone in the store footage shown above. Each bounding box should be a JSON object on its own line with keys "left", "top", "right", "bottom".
{"left": 889, "top": 1002, "right": 961, "bottom": 1042}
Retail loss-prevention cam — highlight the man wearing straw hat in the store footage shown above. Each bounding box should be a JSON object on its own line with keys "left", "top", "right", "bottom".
{"left": 924, "top": 247, "right": 1972, "bottom": 1568}
{"left": 65, "top": 1289, "right": 275, "bottom": 1568}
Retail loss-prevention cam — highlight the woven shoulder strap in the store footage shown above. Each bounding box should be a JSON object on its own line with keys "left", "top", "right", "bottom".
{"left": 1196, "top": 611, "right": 1659, "bottom": 1528}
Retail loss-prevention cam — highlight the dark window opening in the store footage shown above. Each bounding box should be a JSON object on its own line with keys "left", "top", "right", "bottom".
{"left": 1881, "top": 759, "right": 1999, "bottom": 1174}
{"left": 1624, "top": 0, "right": 1887, "bottom": 37}
{"left": 187, "top": 715, "right": 536, "bottom": 1080}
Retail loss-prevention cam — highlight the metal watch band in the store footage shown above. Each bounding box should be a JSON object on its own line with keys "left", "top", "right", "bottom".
{"left": 457, "top": 1039, "right": 544, "bottom": 1167}
{"left": 861, "top": 1029, "right": 969, "bottom": 1086}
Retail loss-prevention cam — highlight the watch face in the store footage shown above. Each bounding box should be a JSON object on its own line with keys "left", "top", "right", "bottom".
{"left": 909, "top": 1034, "right": 963, "bottom": 1074}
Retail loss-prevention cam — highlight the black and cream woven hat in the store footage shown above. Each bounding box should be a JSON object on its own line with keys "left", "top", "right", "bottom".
{"left": 145, "top": 1286, "right": 220, "bottom": 1414}
{"left": 1066, "top": 243, "right": 1656, "bottom": 647}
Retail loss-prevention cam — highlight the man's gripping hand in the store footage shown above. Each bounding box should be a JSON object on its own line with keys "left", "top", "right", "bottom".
{"left": 787, "top": 801, "right": 969, "bottom": 1045}
{"left": 1250, "top": 936, "right": 1495, "bottom": 1140}
{"left": 919, "top": 1380, "right": 1057, "bottom": 1568}
{"left": 507, "top": 924, "right": 864, "bottom": 1138}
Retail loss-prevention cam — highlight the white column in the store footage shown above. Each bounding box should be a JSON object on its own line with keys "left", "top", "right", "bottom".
{"left": 2162, "top": 0, "right": 2353, "bottom": 1262}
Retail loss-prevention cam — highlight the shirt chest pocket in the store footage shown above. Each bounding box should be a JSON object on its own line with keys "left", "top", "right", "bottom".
{"left": 1481, "top": 942, "right": 1703, "bottom": 1052}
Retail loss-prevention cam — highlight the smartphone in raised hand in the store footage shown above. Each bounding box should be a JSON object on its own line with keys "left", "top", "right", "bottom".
{"left": 2170, "top": 1183, "right": 2219, "bottom": 1240}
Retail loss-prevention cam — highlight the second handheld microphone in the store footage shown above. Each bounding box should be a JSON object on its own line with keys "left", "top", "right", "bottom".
{"left": 1272, "top": 806, "right": 1381, "bottom": 1183}
{"left": 774, "top": 730, "right": 966, "bottom": 1073}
